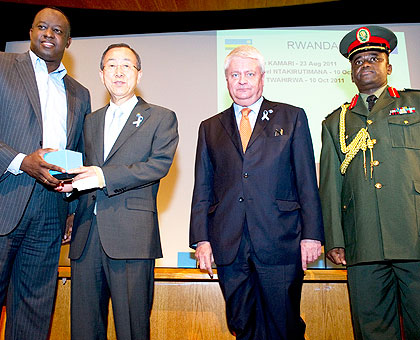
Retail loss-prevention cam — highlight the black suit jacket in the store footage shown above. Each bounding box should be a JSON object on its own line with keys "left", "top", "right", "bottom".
{"left": 0, "top": 51, "right": 91, "bottom": 235}
{"left": 190, "top": 98, "right": 324, "bottom": 266}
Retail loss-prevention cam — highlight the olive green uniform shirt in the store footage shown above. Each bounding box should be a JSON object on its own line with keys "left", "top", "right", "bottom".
{"left": 319, "top": 86, "right": 420, "bottom": 265}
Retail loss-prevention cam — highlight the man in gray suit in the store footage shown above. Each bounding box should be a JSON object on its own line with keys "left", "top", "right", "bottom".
{"left": 61, "top": 43, "right": 178, "bottom": 340}
{"left": 0, "top": 7, "right": 90, "bottom": 340}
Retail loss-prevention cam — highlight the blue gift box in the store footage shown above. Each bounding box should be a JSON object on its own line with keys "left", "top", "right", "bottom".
{"left": 44, "top": 150, "right": 83, "bottom": 179}
{"left": 177, "top": 252, "right": 197, "bottom": 268}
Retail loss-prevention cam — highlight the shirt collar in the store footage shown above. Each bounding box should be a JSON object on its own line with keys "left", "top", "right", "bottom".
{"left": 29, "top": 50, "right": 67, "bottom": 80}
{"left": 233, "top": 96, "right": 264, "bottom": 116}
{"left": 109, "top": 95, "right": 139, "bottom": 115}
{"left": 359, "top": 85, "right": 387, "bottom": 108}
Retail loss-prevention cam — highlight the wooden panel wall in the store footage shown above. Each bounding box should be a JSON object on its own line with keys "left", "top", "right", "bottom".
{"left": 0, "top": 0, "right": 337, "bottom": 12}
{"left": 0, "top": 269, "right": 354, "bottom": 340}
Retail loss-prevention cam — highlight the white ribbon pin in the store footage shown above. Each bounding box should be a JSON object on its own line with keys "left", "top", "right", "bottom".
{"left": 133, "top": 113, "right": 144, "bottom": 127}
{"left": 262, "top": 109, "right": 273, "bottom": 121}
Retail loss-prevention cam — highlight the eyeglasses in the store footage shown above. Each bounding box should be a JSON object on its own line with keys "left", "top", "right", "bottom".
{"left": 103, "top": 63, "right": 140, "bottom": 73}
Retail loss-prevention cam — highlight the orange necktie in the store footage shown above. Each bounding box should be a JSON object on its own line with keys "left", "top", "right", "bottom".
{"left": 239, "top": 108, "right": 252, "bottom": 152}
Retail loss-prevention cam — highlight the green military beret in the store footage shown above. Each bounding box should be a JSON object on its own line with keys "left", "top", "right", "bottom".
{"left": 339, "top": 25, "right": 397, "bottom": 60}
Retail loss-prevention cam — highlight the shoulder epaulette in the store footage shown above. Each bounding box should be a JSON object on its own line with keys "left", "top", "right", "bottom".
{"left": 325, "top": 103, "right": 349, "bottom": 120}
{"left": 400, "top": 88, "right": 420, "bottom": 92}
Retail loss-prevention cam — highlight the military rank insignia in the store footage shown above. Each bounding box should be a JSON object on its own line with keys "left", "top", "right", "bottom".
{"left": 389, "top": 107, "right": 416, "bottom": 115}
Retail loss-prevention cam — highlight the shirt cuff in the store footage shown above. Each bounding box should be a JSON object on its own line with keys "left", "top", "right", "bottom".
{"left": 7, "top": 153, "right": 26, "bottom": 175}
{"left": 72, "top": 166, "right": 106, "bottom": 191}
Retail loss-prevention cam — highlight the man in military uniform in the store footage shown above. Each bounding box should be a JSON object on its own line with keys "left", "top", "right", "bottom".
{"left": 319, "top": 26, "right": 420, "bottom": 340}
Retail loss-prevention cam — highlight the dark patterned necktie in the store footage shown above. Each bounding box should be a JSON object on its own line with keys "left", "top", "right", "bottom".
{"left": 367, "top": 95, "right": 377, "bottom": 111}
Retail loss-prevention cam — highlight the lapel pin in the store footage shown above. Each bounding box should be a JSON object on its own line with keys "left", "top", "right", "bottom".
{"left": 133, "top": 113, "right": 144, "bottom": 127}
{"left": 262, "top": 109, "right": 272, "bottom": 121}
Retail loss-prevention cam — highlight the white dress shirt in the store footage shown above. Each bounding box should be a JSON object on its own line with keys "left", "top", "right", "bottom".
{"left": 103, "top": 95, "right": 138, "bottom": 161}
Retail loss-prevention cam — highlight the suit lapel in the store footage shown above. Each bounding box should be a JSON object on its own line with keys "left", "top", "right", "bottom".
{"left": 15, "top": 52, "right": 43, "bottom": 129}
{"left": 218, "top": 99, "right": 278, "bottom": 155}
{"left": 371, "top": 87, "right": 394, "bottom": 114}
{"left": 218, "top": 105, "right": 242, "bottom": 156}
{"left": 91, "top": 106, "right": 107, "bottom": 166}
{"left": 247, "top": 99, "right": 276, "bottom": 149}
{"left": 351, "top": 87, "right": 395, "bottom": 118}
{"left": 104, "top": 98, "right": 151, "bottom": 163}
{"left": 351, "top": 96, "right": 369, "bottom": 117}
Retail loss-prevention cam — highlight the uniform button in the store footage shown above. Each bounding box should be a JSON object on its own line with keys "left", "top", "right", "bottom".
{"left": 238, "top": 197, "right": 244, "bottom": 202}
{"left": 404, "top": 120, "right": 409, "bottom": 125}
{"left": 243, "top": 172, "right": 249, "bottom": 178}
{"left": 375, "top": 183, "right": 382, "bottom": 189}
{"left": 372, "top": 160, "right": 379, "bottom": 166}
{"left": 367, "top": 119, "right": 373, "bottom": 125}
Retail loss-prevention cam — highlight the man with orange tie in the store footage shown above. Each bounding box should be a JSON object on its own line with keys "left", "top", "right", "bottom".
{"left": 189, "top": 45, "right": 324, "bottom": 340}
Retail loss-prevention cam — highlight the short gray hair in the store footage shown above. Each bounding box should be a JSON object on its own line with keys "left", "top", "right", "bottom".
{"left": 224, "top": 45, "right": 265, "bottom": 76}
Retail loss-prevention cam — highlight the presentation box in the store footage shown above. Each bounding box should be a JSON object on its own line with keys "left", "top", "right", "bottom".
{"left": 177, "top": 252, "right": 197, "bottom": 268}
{"left": 44, "top": 150, "right": 83, "bottom": 180}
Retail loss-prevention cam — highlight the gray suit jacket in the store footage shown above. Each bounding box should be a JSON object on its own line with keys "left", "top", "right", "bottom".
{"left": 69, "top": 97, "right": 179, "bottom": 260}
{"left": 0, "top": 51, "right": 91, "bottom": 235}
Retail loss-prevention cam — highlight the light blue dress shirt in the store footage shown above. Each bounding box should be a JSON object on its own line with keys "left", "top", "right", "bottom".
{"left": 7, "top": 50, "right": 68, "bottom": 175}
{"left": 233, "top": 96, "right": 264, "bottom": 131}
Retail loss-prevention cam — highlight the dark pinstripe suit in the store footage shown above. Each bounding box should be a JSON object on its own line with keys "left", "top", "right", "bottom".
{"left": 0, "top": 51, "right": 90, "bottom": 339}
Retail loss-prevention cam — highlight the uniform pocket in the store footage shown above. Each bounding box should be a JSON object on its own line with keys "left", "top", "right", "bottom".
{"left": 341, "top": 195, "right": 356, "bottom": 246}
{"left": 388, "top": 114, "right": 420, "bottom": 149}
